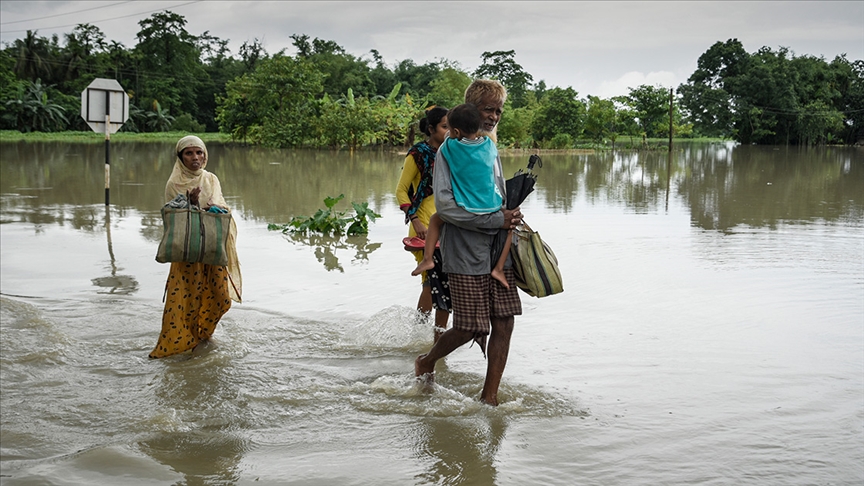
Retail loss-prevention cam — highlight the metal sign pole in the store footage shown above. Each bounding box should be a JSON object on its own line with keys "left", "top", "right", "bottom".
{"left": 105, "top": 113, "right": 111, "bottom": 206}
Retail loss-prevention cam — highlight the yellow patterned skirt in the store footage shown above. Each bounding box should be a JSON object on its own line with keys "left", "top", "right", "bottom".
{"left": 149, "top": 262, "right": 232, "bottom": 358}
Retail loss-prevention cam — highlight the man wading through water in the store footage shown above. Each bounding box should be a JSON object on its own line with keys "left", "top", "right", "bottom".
{"left": 414, "top": 79, "right": 523, "bottom": 406}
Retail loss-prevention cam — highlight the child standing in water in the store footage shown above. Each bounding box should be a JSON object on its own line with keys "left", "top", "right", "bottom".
{"left": 412, "top": 104, "right": 513, "bottom": 288}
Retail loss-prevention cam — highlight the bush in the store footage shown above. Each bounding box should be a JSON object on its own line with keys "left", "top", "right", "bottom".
{"left": 549, "top": 133, "right": 573, "bottom": 149}
{"left": 171, "top": 113, "right": 206, "bottom": 133}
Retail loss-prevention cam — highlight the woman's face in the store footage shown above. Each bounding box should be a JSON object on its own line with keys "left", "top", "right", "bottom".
{"left": 181, "top": 146, "right": 206, "bottom": 171}
{"left": 477, "top": 96, "right": 504, "bottom": 132}
{"left": 428, "top": 115, "right": 449, "bottom": 148}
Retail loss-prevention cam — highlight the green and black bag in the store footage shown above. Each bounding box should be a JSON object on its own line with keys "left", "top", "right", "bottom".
{"left": 511, "top": 221, "right": 563, "bottom": 298}
{"left": 156, "top": 207, "right": 232, "bottom": 267}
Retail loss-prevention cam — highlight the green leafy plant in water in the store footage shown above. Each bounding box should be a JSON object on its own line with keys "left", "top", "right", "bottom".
{"left": 268, "top": 194, "right": 381, "bottom": 235}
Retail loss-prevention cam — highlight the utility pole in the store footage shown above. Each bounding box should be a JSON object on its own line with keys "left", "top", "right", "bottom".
{"left": 668, "top": 87, "right": 674, "bottom": 152}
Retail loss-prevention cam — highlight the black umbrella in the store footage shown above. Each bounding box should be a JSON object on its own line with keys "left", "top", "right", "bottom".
{"left": 505, "top": 154, "right": 542, "bottom": 209}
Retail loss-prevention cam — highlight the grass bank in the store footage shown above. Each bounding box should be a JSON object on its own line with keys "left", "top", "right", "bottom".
{"left": 0, "top": 130, "right": 731, "bottom": 151}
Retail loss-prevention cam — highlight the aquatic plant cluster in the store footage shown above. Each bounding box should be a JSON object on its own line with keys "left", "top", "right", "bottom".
{"left": 268, "top": 195, "right": 381, "bottom": 236}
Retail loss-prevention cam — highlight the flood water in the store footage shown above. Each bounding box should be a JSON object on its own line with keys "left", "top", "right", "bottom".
{"left": 1, "top": 140, "right": 862, "bottom": 485}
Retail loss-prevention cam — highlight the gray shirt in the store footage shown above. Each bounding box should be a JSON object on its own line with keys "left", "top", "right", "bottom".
{"left": 433, "top": 148, "right": 509, "bottom": 275}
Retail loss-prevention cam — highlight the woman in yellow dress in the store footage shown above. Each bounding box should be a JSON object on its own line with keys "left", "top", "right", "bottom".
{"left": 149, "top": 135, "right": 242, "bottom": 358}
{"left": 396, "top": 107, "right": 450, "bottom": 340}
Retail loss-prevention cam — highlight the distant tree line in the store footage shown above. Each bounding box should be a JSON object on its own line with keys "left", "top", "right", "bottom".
{"left": 1, "top": 11, "right": 862, "bottom": 147}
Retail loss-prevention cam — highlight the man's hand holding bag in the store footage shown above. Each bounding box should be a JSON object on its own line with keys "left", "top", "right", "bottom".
{"left": 511, "top": 221, "right": 563, "bottom": 298}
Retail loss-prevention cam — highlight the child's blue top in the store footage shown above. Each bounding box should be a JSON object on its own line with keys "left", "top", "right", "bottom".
{"left": 439, "top": 136, "right": 503, "bottom": 214}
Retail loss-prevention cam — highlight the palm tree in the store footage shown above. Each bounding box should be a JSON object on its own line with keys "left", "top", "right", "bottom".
{"left": 13, "top": 30, "right": 51, "bottom": 81}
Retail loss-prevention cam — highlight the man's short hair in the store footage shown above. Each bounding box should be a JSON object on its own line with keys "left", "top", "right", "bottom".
{"left": 464, "top": 79, "right": 507, "bottom": 107}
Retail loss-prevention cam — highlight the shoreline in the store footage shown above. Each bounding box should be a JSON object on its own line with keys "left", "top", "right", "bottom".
{"left": 0, "top": 130, "right": 731, "bottom": 152}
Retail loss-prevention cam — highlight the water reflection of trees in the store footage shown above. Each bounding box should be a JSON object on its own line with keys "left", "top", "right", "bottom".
{"left": 509, "top": 143, "right": 863, "bottom": 231}
{"left": 1, "top": 141, "right": 405, "bottom": 223}
{"left": 2, "top": 141, "right": 862, "bottom": 235}
{"left": 677, "top": 144, "right": 864, "bottom": 231}
{"left": 215, "top": 145, "right": 401, "bottom": 221}
{"left": 0, "top": 202, "right": 134, "bottom": 234}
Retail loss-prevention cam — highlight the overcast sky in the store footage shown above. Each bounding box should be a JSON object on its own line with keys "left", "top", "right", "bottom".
{"left": 2, "top": 1, "right": 862, "bottom": 98}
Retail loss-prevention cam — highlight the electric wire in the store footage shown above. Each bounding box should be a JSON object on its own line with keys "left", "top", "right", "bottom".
{"left": 0, "top": 1, "right": 133, "bottom": 25}
{"left": 1, "top": 1, "right": 202, "bottom": 34}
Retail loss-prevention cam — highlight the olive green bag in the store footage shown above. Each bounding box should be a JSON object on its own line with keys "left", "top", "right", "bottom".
{"left": 511, "top": 222, "right": 564, "bottom": 298}
{"left": 156, "top": 207, "right": 232, "bottom": 267}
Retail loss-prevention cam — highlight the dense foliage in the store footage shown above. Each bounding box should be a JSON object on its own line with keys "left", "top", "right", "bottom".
{"left": 678, "top": 39, "right": 863, "bottom": 145}
{"left": 2, "top": 12, "right": 861, "bottom": 147}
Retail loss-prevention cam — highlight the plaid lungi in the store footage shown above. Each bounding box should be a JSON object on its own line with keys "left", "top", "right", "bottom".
{"left": 449, "top": 268, "right": 522, "bottom": 356}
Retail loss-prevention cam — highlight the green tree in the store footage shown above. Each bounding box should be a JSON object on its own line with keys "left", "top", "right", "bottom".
{"left": 11, "top": 30, "right": 53, "bottom": 82}
{"left": 624, "top": 85, "right": 671, "bottom": 138}
{"left": 0, "top": 50, "right": 24, "bottom": 129}
{"left": 392, "top": 59, "right": 441, "bottom": 99}
{"left": 796, "top": 100, "right": 844, "bottom": 145}
{"left": 368, "top": 49, "right": 398, "bottom": 97}
{"left": 134, "top": 11, "right": 206, "bottom": 120}
{"left": 100, "top": 40, "right": 134, "bottom": 84}
{"left": 584, "top": 96, "right": 617, "bottom": 145}
{"left": 531, "top": 87, "right": 585, "bottom": 143}
{"left": 215, "top": 83, "right": 256, "bottom": 142}
{"left": 217, "top": 54, "right": 325, "bottom": 147}
{"left": 497, "top": 103, "right": 536, "bottom": 148}
{"left": 427, "top": 65, "right": 472, "bottom": 109}
{"left": 678, "top": 38, "right": 750, "bottom": 138}
{"left": 678, "top": 39, "right": 858, "bottom": 145}
{"left": 59, "top": 24, "right": 106, "bottom": 92}
{"left": 610, "top": 97, "right": 641, "bottom": 145}
{"left": 316, "top": 88, "right": 376, "bottom": 149}
{"left": 474, "top": 50, "right": 534, "bottom": 108}
{"left": 239, "top": 38, "right": 267, "bottom": 72}
{"left": 292, "top": 35, "right": 375, "bottom": 97}
{"left": 196, "top": 33, "right": 245, "bottom": 132}
{"left": 840, "top": 57, "right": 864, "bottom": 144}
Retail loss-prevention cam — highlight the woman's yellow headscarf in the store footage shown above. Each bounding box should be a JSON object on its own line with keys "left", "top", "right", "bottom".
{"left": 165, "top": 135, "right": 242, "bottom": 302}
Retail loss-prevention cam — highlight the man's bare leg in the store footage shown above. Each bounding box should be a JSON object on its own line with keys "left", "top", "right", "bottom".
{"left": 480, "top": 316, "right": 514, "bottom": 406}
{"left": 415, "top": 328, "right": 473, "bottom": 380}
{"left": 433, "top": 309, "right": 449, "bottom": 343}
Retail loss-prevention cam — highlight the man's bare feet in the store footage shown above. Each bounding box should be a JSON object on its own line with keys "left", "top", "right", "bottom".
{"left": 411, "top": 259, "right": 435, "bottom": 276}
{"left": 480, "top": 396, "right": 499, "bottom": 406}
{"left": 491, "top": 269, "right": 510, "bottom": 289}
{"left": 414, "top": 354, "right": 435, "bottom": 382}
